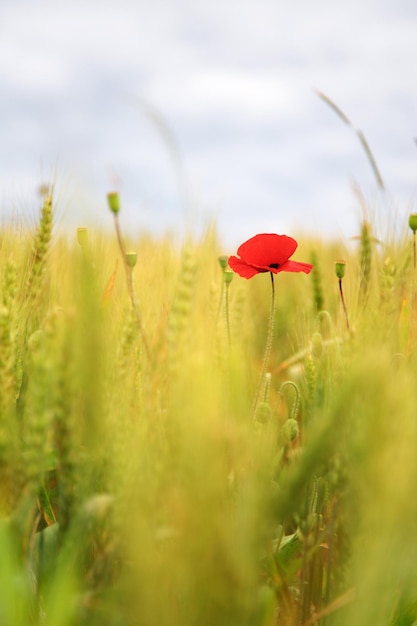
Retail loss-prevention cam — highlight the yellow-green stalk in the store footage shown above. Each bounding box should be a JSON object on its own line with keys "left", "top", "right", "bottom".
{"left": 310, "top": 250, "right": 324, "bottom": 312}
{"left": 107, "top": 192, "right": 150, "bottom": 360}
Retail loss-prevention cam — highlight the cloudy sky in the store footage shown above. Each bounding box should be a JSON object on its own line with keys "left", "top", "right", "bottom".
{"left": 2, "top": 0, "right": 417, "bottom": 248}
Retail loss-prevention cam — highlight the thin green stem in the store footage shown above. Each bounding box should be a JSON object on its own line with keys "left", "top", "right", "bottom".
{"left": 252, "top": 272, "right": 275, "bottom": 417}
{"left": 412, "top": 234, "right": 417, "bottom": 344}
{"left": 225, "top": 282, "right": 231, "bottom": 351}
{"left": 113, "top": 214, "right": 151, "bottom": 361}
{"left": 338, "top": 278, "right": 350, "bottom": 332}
{"left": 263, "top": 372, "right": 272, "bottom": 403}
{"left": 278, "top": 381, "right": 301, "bottom": 420}
{"left": 113, "top": 213, "right": 126, "bottom": 257}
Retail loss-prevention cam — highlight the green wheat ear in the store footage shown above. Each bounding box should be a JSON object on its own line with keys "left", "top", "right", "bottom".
{"left": 166, "top": 244, "right": 196, "bottom": 375}
{"left": 359, "top": 220, "right": 372, "bottom": 298}
{"left": 0, "top": 259, "right": 21, "bottom": 514}
{"left": 25, "top": 193, "right": 53, "bottom": 310}
{"left": 0, "top": 306, "right": 14, "bottom": 417}
{"left": 2, "top": 259, "right": 17, "bottom": 310}
{"left": 310, "top": 250, "right": 324, "bottom": 312}
{"left": 0, "top": 258, "right": 17, "bottom": 385}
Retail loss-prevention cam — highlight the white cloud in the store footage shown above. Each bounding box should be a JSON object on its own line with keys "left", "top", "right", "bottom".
{"left": 1, "top": 0, "right": 417, "bottom": 245}
{"left": 145, "top": 68, "right": 302, "bottom": 122}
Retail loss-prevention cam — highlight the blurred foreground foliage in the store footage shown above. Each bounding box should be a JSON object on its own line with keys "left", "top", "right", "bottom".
{"left": 1, "top": 194, "right": 417, "bottom": 625}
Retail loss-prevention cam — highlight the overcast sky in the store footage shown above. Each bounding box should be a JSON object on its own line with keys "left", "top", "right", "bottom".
{"left": 2, "top": 0, "right": 417, "bottom": 248}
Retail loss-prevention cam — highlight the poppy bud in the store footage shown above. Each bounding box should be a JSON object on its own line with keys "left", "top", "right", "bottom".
{"left": 107, "top": 191, "right": 121, "bottom": 215}
{"left": 224, "top": 269, "right": 234, "bottom": 285}
{"left": 126, "top": 251, "right": 137, "bottom": 268}
{"left": 409, "top": 213, "right": 417, "bottom": 233}
{"left": 281, "top": 418, "right": 299, "bottom": 444}
{"left": 335, "top": 260, "right": 346, "bottom": 279}
{"left": 218, "top": 255, "right": 228, "bottom": 271}
{"left": 255, "top": 402, "right": 271, "bottom": 424}
{"left": 77, "top": 227, "right": 88, "bottom": 247}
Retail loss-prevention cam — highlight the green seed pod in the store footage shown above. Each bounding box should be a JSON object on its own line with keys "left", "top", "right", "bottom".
{"left": 335, "top": 260, "right": 346, "bottom": 279}
{"left": 107, "top": 191, "right": 121, "bottom": 214}
{"left": 409, "top": 213, "right": 417, "bottom": 233}
{"left": 218, "top": 255, "right": 228, "bottom": 271}
{"left": 255, "top": 402, "right": 271, "bottom": 424}
{"left": 281, "top": 418, "right": 299, "bottom": 444}
{"left": 223, "top": 269, "right": 234, "bottom": 285}
{"left": 126, "top": 251, "right": 138, "bottom": 268}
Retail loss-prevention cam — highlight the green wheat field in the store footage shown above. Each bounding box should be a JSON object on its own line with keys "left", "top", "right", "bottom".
{"left": 1, "top": 183, "right": 417, "bottom": 626}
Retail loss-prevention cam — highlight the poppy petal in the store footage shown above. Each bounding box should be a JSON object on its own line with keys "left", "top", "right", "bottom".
{"left": 278, "top": 260, "right": 313, "bottom": 274}
{"left": 228, "top": 256, "right": 261, "bottom": 279}
{"left": 237, "top": 234, "right": 297, "bottom": 268}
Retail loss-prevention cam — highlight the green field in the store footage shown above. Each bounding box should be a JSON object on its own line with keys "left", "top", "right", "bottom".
{"left": 1, "top": 189, "right": 417, "bottom": 626}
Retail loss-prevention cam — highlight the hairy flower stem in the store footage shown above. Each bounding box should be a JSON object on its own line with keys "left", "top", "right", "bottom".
{"left": 252, "top": 272, "right": 275, "bottom": 417}
{"left": 225, "top": 281, "right": 231, "bottom": 351}
{"left": 338, "top": 278, "right": 350, "bottom": 332}
{"left": 113, "top": 214, "right": 151, "bottom": 361}
{"left": 113, "top": 213, "right": 126, "bottom": 258}
{"left": 278, "top": 381, "right": 301, "bottom": 420}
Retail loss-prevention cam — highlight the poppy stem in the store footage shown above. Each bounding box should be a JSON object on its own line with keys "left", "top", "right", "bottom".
{"left": 225, "top": 280, "right": 231, "bottom": 351}
{"left": 252, "top": 272, "right": 275, "bottom": 417}
{"left": 338, "top": 278, "right": 350, "bottom": 332}
{"left": 113, "top": 213, "right": 151, "bottom": 361}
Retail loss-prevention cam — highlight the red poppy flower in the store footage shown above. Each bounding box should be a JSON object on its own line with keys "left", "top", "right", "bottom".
{"left": 228, "top": 233, "right": 313, "bottom": 279}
